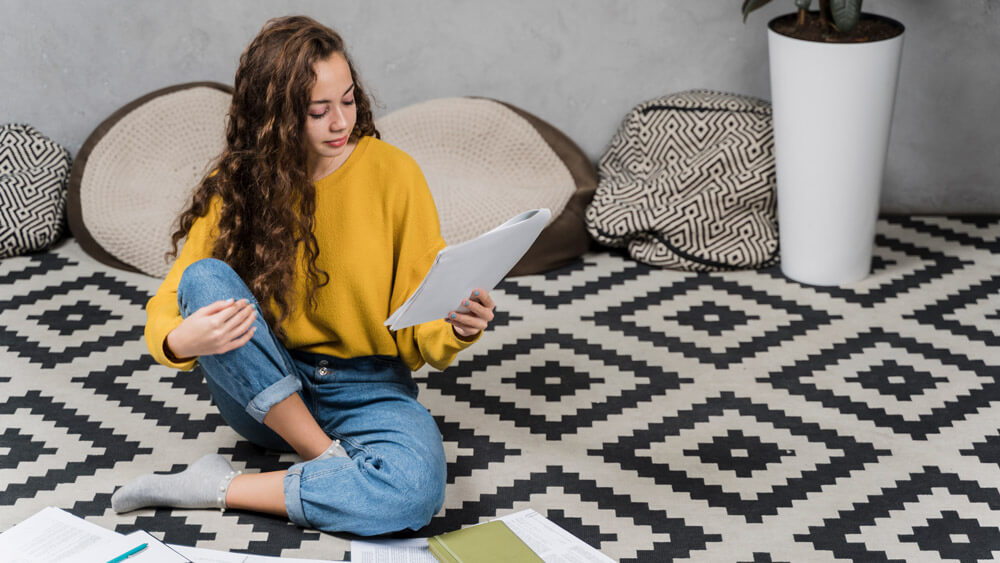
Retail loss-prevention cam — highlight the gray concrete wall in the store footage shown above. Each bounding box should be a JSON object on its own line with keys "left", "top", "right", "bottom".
{"left": 2, "top": 0, "right": 997, "bottom": 213}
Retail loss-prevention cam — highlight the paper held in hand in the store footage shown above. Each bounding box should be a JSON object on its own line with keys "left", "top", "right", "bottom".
{"left": 385, "top": 209, "right": 551, "bottom": 331}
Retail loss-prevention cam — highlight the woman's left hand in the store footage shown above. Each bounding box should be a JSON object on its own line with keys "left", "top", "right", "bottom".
{"left": 446, "top": 289, "right": 495, "bottom": 340}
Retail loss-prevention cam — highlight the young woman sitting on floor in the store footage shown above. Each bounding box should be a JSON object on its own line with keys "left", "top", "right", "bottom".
{"left": 111, "top": 15, "right": 494, "bottom": 535}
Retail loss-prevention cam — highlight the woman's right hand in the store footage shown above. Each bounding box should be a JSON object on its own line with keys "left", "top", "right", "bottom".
{"left": 164, "top": 298, "right": 257, "bottom": 361}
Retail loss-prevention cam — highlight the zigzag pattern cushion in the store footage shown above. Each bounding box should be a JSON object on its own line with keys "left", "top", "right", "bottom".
{"left": 585, "top": 90, "right": 778, "bottom": 270}
{"left": 0, "top": 124, "right": 72, "bottom": 259}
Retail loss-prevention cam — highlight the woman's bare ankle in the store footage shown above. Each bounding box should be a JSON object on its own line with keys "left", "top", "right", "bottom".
{"left": 300, "top": 438, "right": 334, "bottom": 460}
{"left": 263, "top": 394, "right": 334, "bottom": 459}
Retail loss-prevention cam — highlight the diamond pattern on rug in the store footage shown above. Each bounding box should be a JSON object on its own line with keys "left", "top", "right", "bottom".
{"left": 0, "top": 272, "right": 148, "bottom": 367}
{"left": 591, "top": 392, "right": 888, "bottom": 522}
{"left": 587, "top": 275, "right": 837, "bottom": 368}
{"left": 0, "top": 426, "right": 57, "bottom": 469}
{"left": 797, "top": 467, "right": 1000, "bottom": 562}
{"left": 421, "top": 328, "right": 691, "bottom": 440}
{"left": 909, "top": 275, "right": 1000, "bottom": 347}
{"left": 74, "top": 359, "right": 227, "bottom": 439}
{"left": 433, "top": 416, "right": 521, "bottom": 483}
{"left": 0, "top": 390, "right": 152, "bottom": 506}
{"left": 764, "top": 328, "right": 999, "bottom": 440}
{"left": 2, "top": 215, "right": 999, "bottom": 563}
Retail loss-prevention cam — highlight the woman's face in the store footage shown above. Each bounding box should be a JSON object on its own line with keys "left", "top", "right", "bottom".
{"left": 304, "top": 53, "right": 358, "bottom": 180}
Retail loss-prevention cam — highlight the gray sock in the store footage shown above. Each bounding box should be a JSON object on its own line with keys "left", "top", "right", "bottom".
{"left": 312, "top": 438, "right": 350, "bottom": 461}
{"left": 111, "top": 454, "right": 242, "bottom": 513}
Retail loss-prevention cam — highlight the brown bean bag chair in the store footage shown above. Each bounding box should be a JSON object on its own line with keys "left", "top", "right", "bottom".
{"left": 376, "top": 97, "right": 596, "bottom": 276}
{"left": 67, "top": 82, "right": 232, "bottom": 277}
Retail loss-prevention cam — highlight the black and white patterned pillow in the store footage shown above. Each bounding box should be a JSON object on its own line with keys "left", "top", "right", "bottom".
{"left": 0, "top": 123, "right": 72, "bottom": 258}
{"left": 585, "top": 90, "right": 778, "bottom": 271}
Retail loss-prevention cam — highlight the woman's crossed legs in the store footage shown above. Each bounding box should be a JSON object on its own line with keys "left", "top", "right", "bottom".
{"left": 112, "top": 258, "right": 446, "bottom": 535}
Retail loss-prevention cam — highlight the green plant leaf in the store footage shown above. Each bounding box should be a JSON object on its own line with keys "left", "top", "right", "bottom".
{"left": 794, "top": 0, "right": 812, "bottom": 10}
{"left": 742, "top": 0, "right": 773, "bottom": 22}
{"left": 829, "top": 0, "right": 862, "bottom": 31}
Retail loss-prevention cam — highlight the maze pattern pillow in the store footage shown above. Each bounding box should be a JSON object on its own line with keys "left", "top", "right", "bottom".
{"left": 585, "top": 90, "right": 778, "bottom": 271}
{"left": 0, "top": 124, "right": 72, "bottom": 258}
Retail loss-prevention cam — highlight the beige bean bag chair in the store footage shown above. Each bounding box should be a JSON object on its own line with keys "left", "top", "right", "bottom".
{"left": 70, "top": 88, "right": 595, "bottom": 278}
{"left": 68, "top": 82, "right": 232, "bottom": 277}
{"left": 377, "top": 97, "right": 596, "bottom": 276}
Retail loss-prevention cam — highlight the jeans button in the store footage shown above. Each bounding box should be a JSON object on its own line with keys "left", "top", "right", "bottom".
{"left": 317, "top": 367, "right": 329, "bottom": 376}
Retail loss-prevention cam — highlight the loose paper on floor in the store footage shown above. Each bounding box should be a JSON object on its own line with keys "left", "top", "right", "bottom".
{"left": 0, "top": 507, "right": 122, "bottom": 562}
{"left": 350, "top": 537, "right": 437, "bottom": 562}
{"left": 351, "top": 509, "right": 613, "bottom": 562}
{"left": 0, "top": 506, "right": 341, "bottom": 562}
{"left": 170, "top": 544, "right": 345, "bottom": 562}
{"left": 498, "top": 509, "right": 615, "bottom": 562}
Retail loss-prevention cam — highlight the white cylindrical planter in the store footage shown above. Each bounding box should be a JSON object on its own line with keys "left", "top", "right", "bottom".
{"left": 768, "top": 16, "right": 904, "bottom": 286}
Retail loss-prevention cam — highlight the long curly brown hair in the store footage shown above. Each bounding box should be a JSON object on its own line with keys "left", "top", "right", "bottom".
{"left": 170, "top": 16, "right": 379, "bottom": 339}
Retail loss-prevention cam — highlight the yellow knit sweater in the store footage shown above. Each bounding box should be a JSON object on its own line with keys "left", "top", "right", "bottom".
{"left": 145, "top": 136, "right": 477, "bottom": 372}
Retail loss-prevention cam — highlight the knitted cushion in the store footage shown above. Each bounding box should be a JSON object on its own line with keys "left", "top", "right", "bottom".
{"left": 68, "top": 82, "right": 231, "bottom": 277}
{"left": 0, "top": 124, "right": 72, "bottom": 258}
{"left": 585, "top": 90, "right": 778, "bottom": 271}
{"left": 377, "top": 97, "right": 595, "bottom": 275}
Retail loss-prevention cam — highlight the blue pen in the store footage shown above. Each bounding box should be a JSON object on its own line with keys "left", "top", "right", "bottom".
{"left": 107, "top": 542, "right": 147, "bottom": 563}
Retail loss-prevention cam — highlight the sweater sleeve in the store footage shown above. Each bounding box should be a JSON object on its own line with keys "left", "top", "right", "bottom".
{"left": 144, "top": 199, "right": 221, "bottom": 371}
{"left": 389, "top": 161, "right": 480, "bottom": 371}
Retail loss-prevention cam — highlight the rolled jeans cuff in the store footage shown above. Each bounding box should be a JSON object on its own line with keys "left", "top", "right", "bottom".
{"left": 245, "top": 374, "right": 302, "bottom": 423}
{"left": 284, "top": 462, "right": 309, "bottom": 527}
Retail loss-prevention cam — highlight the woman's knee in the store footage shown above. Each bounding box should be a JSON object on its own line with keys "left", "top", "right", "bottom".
{"left": 402, "top": 467, "right": 446, "bottom": 528}
{"left": 179, "top": 258, "right": 239, "bottom": 293}
{"left": 351, "top": 482, "right": 443, "bottom": 534}
{"left": 380, "top": 452, "right": 446, "bottom": 530}
{"left": 334, "top": 453, "right": 446, "bottom": 534}
{"left": 177, "top": 258, "right": 254, "bottom": 312}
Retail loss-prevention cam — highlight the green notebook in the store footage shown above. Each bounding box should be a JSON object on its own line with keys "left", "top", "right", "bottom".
{"left": 427, "top": 520, "right": 544, "bottom": 563}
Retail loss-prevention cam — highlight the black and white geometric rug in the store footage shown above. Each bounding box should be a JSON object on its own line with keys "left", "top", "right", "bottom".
{"left": 1, "top": 215, "right": 998, "bottom": 562}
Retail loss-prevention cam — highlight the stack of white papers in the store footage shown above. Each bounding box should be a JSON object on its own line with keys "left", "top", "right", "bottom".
{"left": 0, "top": 508, "right": 189, "bottom": 562}
{"left": 0, "top": 507, "right": 344, "bottom": 563}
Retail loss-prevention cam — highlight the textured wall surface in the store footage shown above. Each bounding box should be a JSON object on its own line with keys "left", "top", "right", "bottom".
{"left": 2, "top": 0, "right": 997, "bottom": 213}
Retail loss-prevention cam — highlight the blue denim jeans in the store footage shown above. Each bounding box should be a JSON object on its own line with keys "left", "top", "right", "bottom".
{"left": 176, "top": 258, "right": 447, "bottom": 535}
